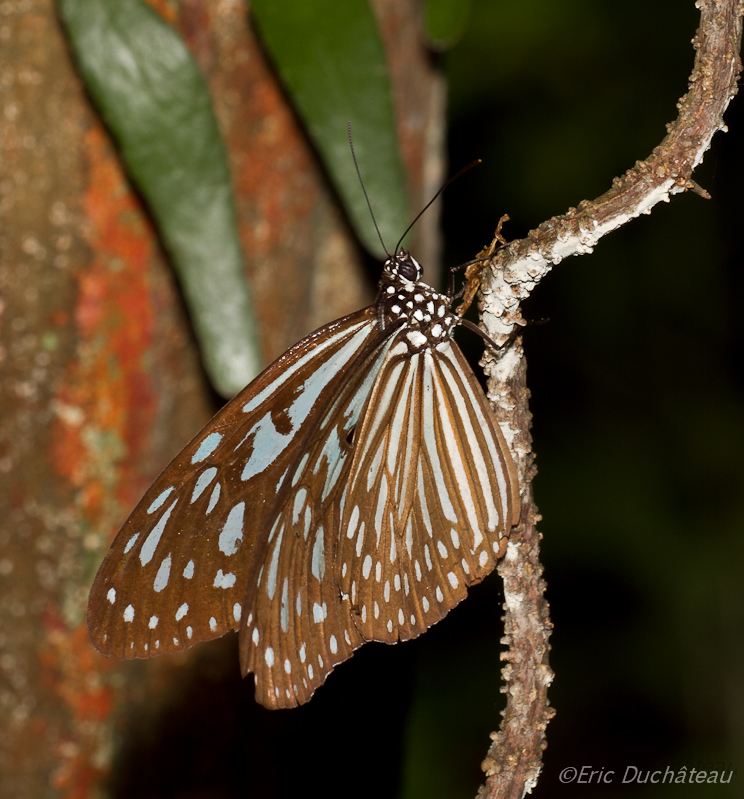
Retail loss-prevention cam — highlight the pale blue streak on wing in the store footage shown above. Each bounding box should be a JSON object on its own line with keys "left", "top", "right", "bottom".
{"left": 241, "top": 320, "right": 371, "bottom": 415}
{"left": 140, "top": 499, "right": 178, "bottom": 566}
{"left": 240, "top": 323, "right": 376, "bottom": 482}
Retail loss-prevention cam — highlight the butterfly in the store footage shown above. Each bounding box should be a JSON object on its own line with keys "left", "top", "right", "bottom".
{"left": 87, "top": 240, "right": 521, "bottom": 709}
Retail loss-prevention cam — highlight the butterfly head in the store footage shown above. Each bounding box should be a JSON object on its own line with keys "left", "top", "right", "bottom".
{"left": 384, "top": 250, "right": 423, "bottom": 286}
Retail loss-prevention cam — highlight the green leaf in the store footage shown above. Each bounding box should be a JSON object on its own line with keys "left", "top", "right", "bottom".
{"left": 425, "top": 0, "right": 472, "bottom": 51}
{"left": 250, "top": 0, "right": 410, "bottom": 258}
{"left": 58, "top": 0, "right": 261, "bottom": 398}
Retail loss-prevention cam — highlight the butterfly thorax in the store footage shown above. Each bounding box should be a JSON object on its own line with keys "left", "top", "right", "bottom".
{"left": 377, "top": 250, "right": 457, "bottom": 354}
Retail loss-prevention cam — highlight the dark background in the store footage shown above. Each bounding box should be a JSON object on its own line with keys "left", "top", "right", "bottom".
{"left": 415, "top": 1, "right": 743, "bottom": 797}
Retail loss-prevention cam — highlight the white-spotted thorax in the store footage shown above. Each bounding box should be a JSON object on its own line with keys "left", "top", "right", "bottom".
{"left": 376, "top": 250, "right": 457, "bottom": 354}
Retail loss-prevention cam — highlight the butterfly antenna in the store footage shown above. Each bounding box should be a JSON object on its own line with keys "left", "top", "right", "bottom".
{"left": 394, "top": 159, "right": 482, "bottom": 254}
{"left": 348, "top": 122, "right": 390, "bottom": 258}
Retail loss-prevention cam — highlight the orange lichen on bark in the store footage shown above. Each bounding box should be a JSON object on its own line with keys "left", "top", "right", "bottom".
{"left": 40, "top": 605, "right": 114, "bottom": 798}
{"left": 50, "top": 126, "right": 160, "bottom": 517}
{"left": 43, "top": 124, "right": 166, "bottom": 794}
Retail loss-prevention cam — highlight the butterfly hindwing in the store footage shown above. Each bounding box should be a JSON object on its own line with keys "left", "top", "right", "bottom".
{"left": 87, "top": 309, "right": 378, "bottom": 661}
{"left": 337, "top": 339, "right": 520, "bottom": 644}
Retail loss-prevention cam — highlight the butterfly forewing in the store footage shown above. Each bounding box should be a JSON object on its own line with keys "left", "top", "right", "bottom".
{"left": 239, "top": 332, "right": 401, "bottom": 708}
{"left": 87, "top": 309, "right": 378, "bottom": 661}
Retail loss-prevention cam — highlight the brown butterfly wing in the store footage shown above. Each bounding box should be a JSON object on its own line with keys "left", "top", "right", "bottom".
{"left": 337, "top": 340, "right": 520, "bottom": 644}
{"left": 238, "top": 332, "right": 401, "bottom": 708}
{"left": 87, "top": 309, "right": 378, "bottom": 661}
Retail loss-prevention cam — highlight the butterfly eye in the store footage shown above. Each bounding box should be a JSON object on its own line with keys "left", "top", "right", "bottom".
{"left": 397, "top": 258, "right": 418, "bottom": 281}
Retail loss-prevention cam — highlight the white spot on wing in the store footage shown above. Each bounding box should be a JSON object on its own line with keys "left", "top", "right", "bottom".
{"left": 153, "top": 554, "right": 172, "bottom": 593}
{"left": 123, "top": 605, "right": 134, "bottom": 622}
{"left": 206, "top": 482, "right": 221, "bottom": 514}
{"left": 292, "top": 453, "right": 310, "bottom": 486}
{"left": 266, "top": 529, "right": 283, "bottom": 599}
{"left": 347, "top": 505, "right": 360, "bottom": 540}
{"left": 175, "top": 603, "right": 188, "bottom": 621}
{"left": 213, "top": 569, "right": 236, "bottom": 589}
{"left": 281, "top": 578, "right": 290, "bottom": 632}
{"left": 209, "top": 616, "right": 217, "bottom": 631}
{"left": 148, "top": 486, "right": 174, "bottom": 514}
{"left": 148, "top": 615, "right": 158, "bottom": 629}
{"left": 265, "top": 647, "right": 275, "bottom": 667}
{"left": 183, "top": 560, "right": 194, "bottom": 579}
{"left": 140, "top": 499, "right": 178, "bottom": 566}
{"left": 190, "top": 467, "right": 218, "bottom": 503}
{"left": 107, "top": 588, "right": 116, "bottom": 604}
{"left": 311, "top": 527, "right": 325, "bottom": 580}
{"left": 375, "top": 474, "right": 388, "bottom": 537}
{"left": 219, "top": 502, "right": 245, "bottom": 556}
{"left": 292, "top": 488, "right": 307, "bottom": 525}
{"left": 124, "top": 533, "right": 139, "bottom": 554}
{"left": 192, "top": 432, "right": 223, "bottom": 464}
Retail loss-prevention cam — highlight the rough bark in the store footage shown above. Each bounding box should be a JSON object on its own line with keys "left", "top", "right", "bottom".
{"left": 0, "top": 0, "right": 442, "bottom": 796}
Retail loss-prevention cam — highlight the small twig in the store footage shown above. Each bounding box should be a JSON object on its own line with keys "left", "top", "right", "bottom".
{"left": 475, "top": 1, "right": 744, "bottom": 797}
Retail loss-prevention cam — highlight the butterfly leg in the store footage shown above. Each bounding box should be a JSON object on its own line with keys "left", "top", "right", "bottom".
{"left": 452, "top": 214, "right": 510, "bottom": 314}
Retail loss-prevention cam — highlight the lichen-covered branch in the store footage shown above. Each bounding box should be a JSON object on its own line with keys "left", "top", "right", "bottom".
{"left": 477, "top": 1, "right": 744, "bottom": 796}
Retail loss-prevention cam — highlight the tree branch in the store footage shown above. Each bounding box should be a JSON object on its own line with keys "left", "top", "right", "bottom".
{"left": 476, "top": 1, "right": 744, "bottom": 796}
